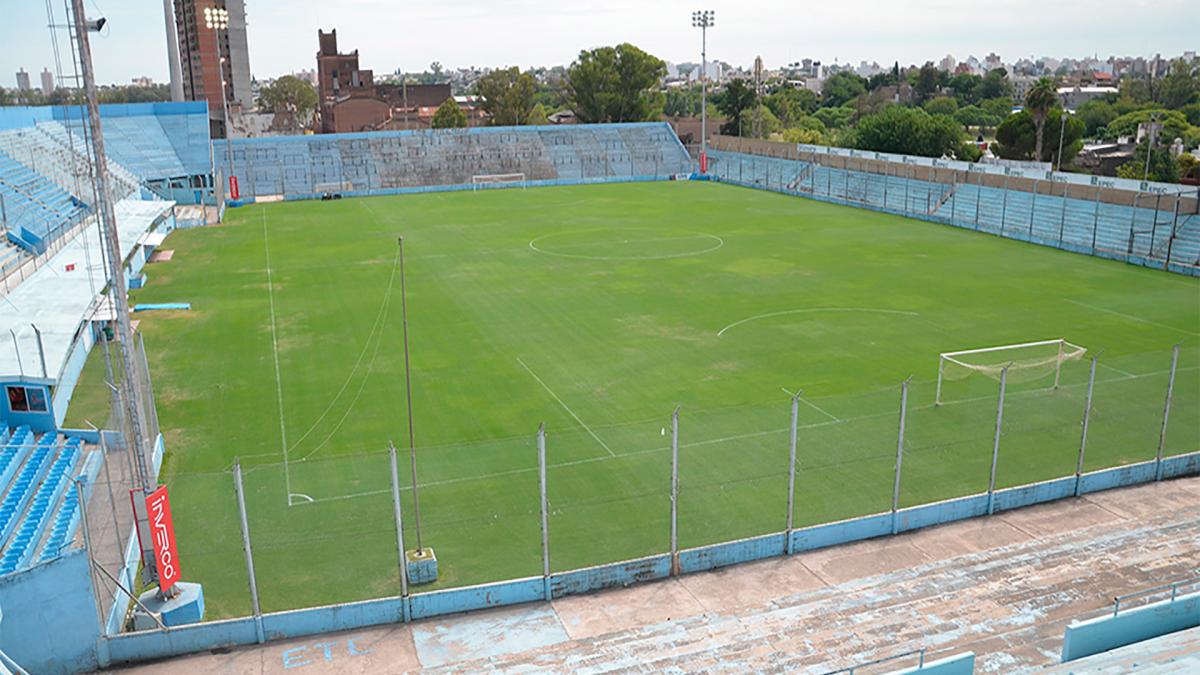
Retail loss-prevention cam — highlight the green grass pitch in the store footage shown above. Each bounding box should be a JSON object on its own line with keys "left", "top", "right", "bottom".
{"left": 69, "top": 181, "right": 1199, "bottom": 618}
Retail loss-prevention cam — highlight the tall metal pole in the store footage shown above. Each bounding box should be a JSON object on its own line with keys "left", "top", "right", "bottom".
{"left": 32, "top": 324, "right": 47, "bottom": 378}
{"left": 233, "top": 461, "right": 264, "bottom": 643}
{"left": 1155, "top": 344, "right": 1180, "bottom": 481}
{"left": 537, "top": 423, "right": 551, "bottom": 600}
{"left": 693, "top": 11, "right": 714, "bottom": 173}
{"left": 669, "top": 406, "right": 680, "bottom": 576}
{"left": 397, "top": 236, "right": 424, "bottom": 553}
{"left": 891, "top": 378, "right": 909, "bottom": 534}
{"left": 72, "top": 0, "right": 153, "bottom": 498}
{"left": 1074, "top": 356, "right": 1097, "bottom": 497}
{"left": 986, "top": 367, "right": 1008, "bottom": 515}
{"left": 1143, "top": 112, "right": 1159, "bottom": 183}
{"left": 161, "top": 0, "right": 184, "bottom": 102}
{"left": 388, "top": 443, "right": 409, "bottom": 601}
{"left": 785, "top": 392, "right": 799, "bottom": 554}
{"left": 1055, "top": 112, "right": 1068, "bottom": 172}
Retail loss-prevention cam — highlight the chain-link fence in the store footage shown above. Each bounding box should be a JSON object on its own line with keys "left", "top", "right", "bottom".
{"left": 105, "top": 341, "right": 1196, "bottom": 628}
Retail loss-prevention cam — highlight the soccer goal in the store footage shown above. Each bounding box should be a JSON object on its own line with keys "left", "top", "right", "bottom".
{"left": 471, "top": 173, "right": 527, "bottom": 191}
{"left": 935, "top": 338, "right": 1087, "bottom": 405}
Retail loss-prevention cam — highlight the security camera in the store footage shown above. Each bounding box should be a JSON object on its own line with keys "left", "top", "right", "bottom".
{"left": 86, "top": 16, "right": 106, "bottom": 32}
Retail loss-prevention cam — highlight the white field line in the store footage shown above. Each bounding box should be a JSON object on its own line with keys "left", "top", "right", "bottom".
{"left": 718, "top": 307, "right": 921, "bottom": 337}
{"left": 517, "top": 356, "right": 615, "bottom": 457}
{"left": 781, "top": 386, "right": 839, "bottom": 421}
{"left": 1064, "top": 299, "right": 1200, "bottom": 337}
{"left": 261, "top": 209, "right": 294, "bottom": 504}
{"left": 288, "top": 365, "right": 1199, "bottom": 506}
{"left": 1097, "top": 361, "right": 1137, "bottom": 378}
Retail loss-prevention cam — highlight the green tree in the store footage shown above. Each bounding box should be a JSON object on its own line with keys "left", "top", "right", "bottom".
{"left": 980, "top": 97, "right": 1015, "bottom": 121}
{"left": 764, "top": 86, "right": 817, "bottom": 125}
{"left": 714, "top": 78, "right": 757, "bottom": 135}
{"left": 1103, "top": 109, "right": 1192, "bottom": 143}
{"left": 978, "top": 68, "right": 1013, "bottom": 100}
{"left": 257, "top": 75, "right": 318, "bottom": 125}
{"left": 430, "top": 97, "right": 467, "bottom": 128}
{"left": 1024, "top": 77, "right": 1059, "bottom": 162}
{"left": 1180, "top": 102, "right": 1200, "bottom": 127}
{"left": 914, "top": 62, "right": 941, "bottom": 102}
{"left": 528, "top": 103, "right": 550, "bottom": 125}
{"left": 924, "top": 96, "right": 959, "bottom": 116}
{"left": 849, "top": 105, "right": 965, "bottom": 157}
{"left": 1116, "top": 140, "right": 1180, "bottom": 183}
{"left": 0, "top": 87, "right": 10, "bottom": 106}
{"left": 948, "top": 73, "right": 982, "bottom": 105}
{"left": 993, "top": 109, "right": 1084, "bottom": 162}
{"left": 567, "top": 43, "right": 666, "bottom": 123}
{"left": 1075, "top": 99, "right": 1117, "bottom": 137}
{"left": 476, "top": 67, "right": 537, "bottom": 126}
{"left": 954, "top": 105, "right": 1001, "bottom": 131}
{"left": 781, "top": 126, "right": 825, "bottom": 144}
{"left": 821, "top": 71, "right": 867, "bottom": 107}
{"left": 744, "top": 105, "right": 780, "bottom": 138}
{"left": 664, "top": 85, "right": 703, "bottom": 117}
{"left": 812, "top": 105, "right": 854, "bottom": 129}
{"left": 1160, "top": 59, "right": 1199, "bottom": 109}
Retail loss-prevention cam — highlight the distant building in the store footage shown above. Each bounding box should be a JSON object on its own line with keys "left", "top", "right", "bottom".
{"left": 173, "top": 0, "right": 254, "bottom": 138}
{"left": 939, "top": 54, "right": 956, "bottom": 72}
{"left": 39, "top": 68, "right": 54, "bottom": 96}
{"left": 15, "top": 68, "right": 30, "bottom": 91}
{"left": 1010, "top": 75, "right": 1039, "bottom": 102}
{"left": 316, "top": 29, "right": 464, "bottom": 133}
{"left": 131, "top": 76, "right": 156, "bottom": 87}
{"left": 1057, "top": 85, "right": 1118, "bottom": 110}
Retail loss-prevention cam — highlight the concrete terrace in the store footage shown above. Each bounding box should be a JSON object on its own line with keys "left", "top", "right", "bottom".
{"left": 110, "top": 474, "right": 1200, "bottom": 673}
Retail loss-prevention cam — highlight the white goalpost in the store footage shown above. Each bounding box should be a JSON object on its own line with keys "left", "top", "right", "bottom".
{"left": 471, "top": 172, "right": 527, "bottom": 191}
{"left": 935, "top": 338, "right": 1088, "bottom": 405}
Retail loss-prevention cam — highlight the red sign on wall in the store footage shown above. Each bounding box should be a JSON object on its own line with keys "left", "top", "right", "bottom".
{"left": 229, "top": 175, "right": 240, "bottom": 200}
{"left": 146, "top": 485, "right": 182, "bottom": 592}
{"left": 700, "top": 151, "right": 708, "bottom": 174}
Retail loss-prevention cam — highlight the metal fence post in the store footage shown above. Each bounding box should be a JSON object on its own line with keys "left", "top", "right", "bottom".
{"left": 987, "top": 367, "right": 1008, "bottom": 515}
{"left": 785, "top": 393, "right": 799, "bottom": 554}
{"left": 891, "top": 378, "right": 909, "bottom": 534}
{"left": 1029, "top": 179, "right": 1038, "bottom": 237}
{"left": 233, "top": 461, "right": 265, "bottom": 643}
{"left": 1155, "top": 344, "right": 1180, "bottom": 481}
{"left": 974, "top": 172, "right": 982, "bottom": 228}
{"left": 1000, "top": 174, "right": 1010, "bottom": 236}
{"left": 538, "top": 423, "right": 551, "bottom": 600}
{"left": 388, "top": 443, "right": 411, "bottom": 622}
{"left": 669, "top": 406, "right": 680, "bottom": 576}
{"left": 1075, "top": 356, "right": 1097, "bottom": 497}
{"left": 1058, "top": 180, "right": 1069, "bottom": 246}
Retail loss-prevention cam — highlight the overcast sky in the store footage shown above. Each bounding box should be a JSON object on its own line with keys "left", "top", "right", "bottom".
{"left": 3, "top": 0, "right": 1193, "bottom": 87}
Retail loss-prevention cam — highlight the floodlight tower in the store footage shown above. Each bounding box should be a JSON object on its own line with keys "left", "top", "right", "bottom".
{"left": 692, "top": 10, "right": 714, "bottom": 173}
{"left": 204, "top": 6, "right": 237, "bottom": 187}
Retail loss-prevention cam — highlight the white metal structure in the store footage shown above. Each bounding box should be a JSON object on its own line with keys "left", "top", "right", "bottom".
{"left": 471, "top": 173, "right": 527, "bottom": 191}
{"left": 935, "top": 338, "right": 1087, "bottom": 405}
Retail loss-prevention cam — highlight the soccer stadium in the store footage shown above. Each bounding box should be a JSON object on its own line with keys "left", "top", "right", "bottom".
{"left": 0, "top": 4, "right": 1198, "bottom": 674}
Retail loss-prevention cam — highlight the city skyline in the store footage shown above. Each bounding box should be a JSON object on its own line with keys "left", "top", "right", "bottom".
{"left": 1, "top": 0, "right": 1195, "bottom": 87}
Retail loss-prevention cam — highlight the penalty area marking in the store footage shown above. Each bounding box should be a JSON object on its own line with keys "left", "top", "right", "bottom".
{"left": 288, "top": 493, "right": 314, "bottom": 505}
{"left": 718, "top": 307, "right": 921, "bottom": 337}
{"left": 516, "top": 356, "right": 615, "bottom": 457}
{"left": 528, "top": 231, "right": 724, "bottom": 261}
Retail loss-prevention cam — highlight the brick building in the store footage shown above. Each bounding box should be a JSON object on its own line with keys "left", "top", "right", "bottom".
{"left": 316, "top": 29, "right": 476, "bottom": 133}
{"left": 173, "top": 0, "right": 253, "bottom": 138}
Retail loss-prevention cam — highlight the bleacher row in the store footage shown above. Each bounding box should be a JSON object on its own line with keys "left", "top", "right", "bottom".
{"left": 708, "top": 150, "right": 1200, "bottom": 275}
{"left": 216, "top": 122, "right": 691, "bottom": 199}
{"left": 0, "top": 120, "right": 146, "bottom": 258}
{"left": 0, "top": 426, "right": 90, "bottom": 575}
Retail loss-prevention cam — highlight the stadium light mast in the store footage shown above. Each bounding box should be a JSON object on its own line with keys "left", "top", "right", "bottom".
{"left": 692, "top": 10, "right": 714, "bottom": 173}
{"left": 205, "top": 7, "right": 237, "bottom": 184}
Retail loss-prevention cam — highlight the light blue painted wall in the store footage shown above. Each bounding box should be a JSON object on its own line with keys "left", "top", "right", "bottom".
{"left": 678, "top": 533, "right": 785, "bottom": 574}
{"left": 1061, "top": 592, "right": 1200, "bottom": 661}
{"left": 0, "top": 549, "right": 99, "bottom": 674}
{"left": 550, "top": 554, "right": 671, "bottom": 597}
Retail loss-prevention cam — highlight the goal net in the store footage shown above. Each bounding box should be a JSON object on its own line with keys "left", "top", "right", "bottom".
{"left": 471, "top": 173, "right": 527, "bottom": 191}
{"left": 935, "top": 338, "right": 1087, "bottom": 405}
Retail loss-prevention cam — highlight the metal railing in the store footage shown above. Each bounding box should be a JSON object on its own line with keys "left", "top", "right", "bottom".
{"left": 1112, "top": 576, "right": 1200, "bottom": 616}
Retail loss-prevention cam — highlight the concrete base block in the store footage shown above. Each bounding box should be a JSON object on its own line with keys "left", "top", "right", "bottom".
{"left": 132, "top": 582, "right": 205, "bottom": 629}
{"left": 407, "top": 548, "right": 438, "bottom": 585}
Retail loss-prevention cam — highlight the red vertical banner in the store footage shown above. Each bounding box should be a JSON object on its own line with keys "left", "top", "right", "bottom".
{"left": 229, "top": 175, "right": 240, "bottom": 200}
{"left": 700, "top": 151, "right": 708, "bottom": 174}
{"left": 146, "top": 485, "right": 182, "bottom": 592}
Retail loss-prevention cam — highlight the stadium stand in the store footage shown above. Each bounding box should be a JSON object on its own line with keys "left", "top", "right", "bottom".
{"left": 215, "top": 122, "right": 691, "bottom": 200}
{"left": 0, "top": 148, "right": 89, "bottom": 255}
{"left": 706, "top": 146, "right": 1200, "bottom": 275}
{"left": 0, "top": 431, "right": 90, "bottom": 576}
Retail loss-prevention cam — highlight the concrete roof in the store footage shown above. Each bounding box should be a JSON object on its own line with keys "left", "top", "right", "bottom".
{"left": 0, "top": 198, "right": 171, "bottom": 380}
